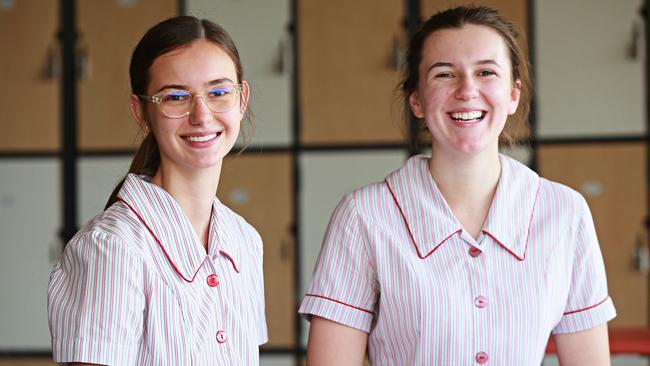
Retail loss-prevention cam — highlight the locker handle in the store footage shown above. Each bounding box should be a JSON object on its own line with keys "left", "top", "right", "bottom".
{"left": 634, "top": 235, "right": 650, "bottom": 274}
{"left": 75, "top": 44, "right": 91, "bottom": 80}
{"left": 389, "top": 34, "right": 405, "bottom": 70}
{"left": 274, "top": 31, "right": 293, "bottom": 75}
{"left": 43, "top": 44, "right": 61, "bottom": 80}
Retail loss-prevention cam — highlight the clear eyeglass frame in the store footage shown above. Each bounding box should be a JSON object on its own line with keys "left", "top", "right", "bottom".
{"left": 137, "top": 83, "right": 243, "bottom": 119}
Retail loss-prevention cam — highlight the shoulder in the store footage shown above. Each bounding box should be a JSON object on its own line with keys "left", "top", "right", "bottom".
{"left": 538, "top": 177, "right": 589, "bottom": 214}
{"left": 66, "top": 201, "right": 148, "bottom": 257}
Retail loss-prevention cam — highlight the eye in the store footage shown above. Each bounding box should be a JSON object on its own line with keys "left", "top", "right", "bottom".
{"left": 435, "top": 72, "right": 454, "bottom": 79}
{"left": 207, "top": 86, "right": 235, "bottom": 98}
{"left": 478, "top": 70, "right": 497, "bottom": 77}
{"left": 162, "top": 90, "right": 191, "bottom": 103}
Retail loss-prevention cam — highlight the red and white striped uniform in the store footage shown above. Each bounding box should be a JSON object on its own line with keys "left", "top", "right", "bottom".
{"left": 300, "top": 154, "right": 616, "bottom": 365}
{"left": 48, "top": 174, "right": 267, "bottom": 365}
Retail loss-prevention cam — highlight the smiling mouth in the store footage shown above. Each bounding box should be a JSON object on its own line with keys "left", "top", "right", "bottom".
{"left": 449, "top": 111, "right": 485, "bottom": 122}
{"left": 183, "top": 132, "right": 221, "bottom": 142}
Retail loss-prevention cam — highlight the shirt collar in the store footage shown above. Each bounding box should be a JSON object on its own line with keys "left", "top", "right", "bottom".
{"left": 116, "top": 174, "right": 240, "bottom": 281}
{"left": 385, "top": 154, "right": 539, "bottom": 260}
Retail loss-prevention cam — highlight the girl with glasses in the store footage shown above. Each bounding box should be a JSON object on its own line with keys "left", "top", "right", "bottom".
{"left": 300, "top": 6, "right": 616, "bottom": 365}
{"left": 48, "top": 16, "right": 267, "bottom": 365}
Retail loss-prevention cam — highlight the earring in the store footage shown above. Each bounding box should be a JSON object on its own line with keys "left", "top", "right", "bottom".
{"left": 142, "top": 123, "right": 150, "bottom": 134}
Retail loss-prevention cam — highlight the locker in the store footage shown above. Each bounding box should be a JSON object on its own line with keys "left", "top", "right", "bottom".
{"left": 299, "top": 0, "right": 405, "bottom": 145}
{"left": 0, "top": 1, "right": 59, "bottom": 151}
{"left": 538, "top": 143, "right": 648, "bottom": 327}
{"left": 218, "top": 153, "right": 296, "bottom": 348}
{"left": 299, "top": 150, "right": 406, "bottom": 346}
{"left": 78, "top": 156, "right": 132, "bottom": 224}
{"left": 535, "top": 0, "right": 644, "bottom": 137}
{"left": 187, "top": 0, "right": 293, "bottom": 146}
{"left": 77, "top": 0, "right": 177, "bottom": 150}
{"left": 0, "top": 159, "right": 60, "bottom": 349}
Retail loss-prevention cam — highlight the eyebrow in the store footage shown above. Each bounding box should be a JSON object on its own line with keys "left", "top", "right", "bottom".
{"left": 154, "top": 78, "right": 236, "bottom": 93}
{"left": 427, "top": 59, "right": 503, "bottom": 73}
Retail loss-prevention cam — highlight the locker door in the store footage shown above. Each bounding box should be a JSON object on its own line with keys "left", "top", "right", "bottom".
{"left": 218, "top": 153, "right": 295, "bottom": 348}
{"left": 0, "top": 1, "right": 59, "bottom": 151}
{"left": 78, "top": 156, "right": 132, "bottom": 225}
{"left": 299, "top": 150, "right": 407, "bottom": 346}
{"left": 535, "top": 0, "right": 644, "bottom": 137}
{"left": 186, "top": 0, "right": 293, "bottom": 146}
{"left": 77, "top": 0, "right": 177, "bottom": 151}
{"left": 299, "top": 0, "right": 405, "bottom": 145}
{"left": 0, "top": 160, "right": 60, "bottom": 350}
{"left": 538, "top": 143, "right": 648, "bottom": 327}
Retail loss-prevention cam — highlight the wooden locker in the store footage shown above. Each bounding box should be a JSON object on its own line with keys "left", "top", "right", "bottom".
{"left": 419, "top": 0, "right": 530, "bottom": 145}
{"left": 299, "top": 0, "right": 405, "bottom": 145}
{"left": 538, "top": 143, "right": 648, "bottom": 327}
{"left": 218, "top": 153, "right": 296, "bottom": 348}
{"left": 187, "top": 0, "right": 293, "bottom": 146}
{"left": 77, "top": 0, "right": 177, "bottom": 151}
{"left": 0, "top": 1, "right": 59, "bottom": 151}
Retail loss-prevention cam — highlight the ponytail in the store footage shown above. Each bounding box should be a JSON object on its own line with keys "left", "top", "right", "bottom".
{"left": 104, "top": 133, "right": 160, "bottom": 209}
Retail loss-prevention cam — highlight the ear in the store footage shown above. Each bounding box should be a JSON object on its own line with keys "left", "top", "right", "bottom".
{"left": 239, "top": 80, "right": 250, "bottom": 115}
{"left": 508, "top": 79, "right": 522, "bottom": 115}
{"left": 409, "top": 91, "right": 425, "bottom": 119}
{"left": 129, "top": 94, "right": 150, "bottom": 132}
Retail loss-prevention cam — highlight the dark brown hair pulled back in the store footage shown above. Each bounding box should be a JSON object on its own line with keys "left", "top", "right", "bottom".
{"left": 401, "top": 6, "right": 532, "bottom": 144}
{"left": 105, "top": 16, "right": 246, "bottom": 209}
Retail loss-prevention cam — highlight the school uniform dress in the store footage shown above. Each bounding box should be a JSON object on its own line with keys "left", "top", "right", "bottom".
{"left": 299, "top": 154, "right": 616, "bottom": 365}
{"left": 48, "top": 174, "right": 267, "bottom": 365}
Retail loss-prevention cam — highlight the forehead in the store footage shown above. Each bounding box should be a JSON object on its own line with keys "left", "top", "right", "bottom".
{"left": 421, "top": 24, "right": 511, "bottom": 66}
{"left": 148, "top": 39, "right": 238, "bottom": 91}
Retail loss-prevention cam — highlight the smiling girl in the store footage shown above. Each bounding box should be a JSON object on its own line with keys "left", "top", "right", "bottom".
{"left": 300, "top": 6, "right": 616, "bottom": 366}
{"left": 48, "top": 17, "right": 267, "bottom": 365}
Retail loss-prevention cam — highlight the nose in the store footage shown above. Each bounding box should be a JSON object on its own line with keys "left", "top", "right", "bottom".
{"left": 189, "top": 95, "right": 212, "bottom": 125}
{"left": 454, "top": 75, "right": 479, "bottom": 100}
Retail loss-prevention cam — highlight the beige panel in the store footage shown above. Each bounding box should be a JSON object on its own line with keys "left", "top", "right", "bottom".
{"left": 218, "top": 153, "right": 295, "bottom": 348}
{"left": 0, "top": 1, "right": 59, "bottom": 151}
{"left": 535, "top": 0, "right": 644, "bottom": 137}
{"left": 419, "top": 0, "right": 530, "bottom": 145}
{"left": 299, "top": 0, "right": 405, "bottom": 144}
{"left": 78, "top": 0, "right": 177, "bottom": 150}
{"left": 538, "top": 143, "right": 648, "bottom": 327}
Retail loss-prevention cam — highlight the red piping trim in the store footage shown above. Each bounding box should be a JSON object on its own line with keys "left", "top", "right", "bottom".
{"left": 219, "top": 250, "right": 240, "bottom": 273}
{"left": 385, "top": 179, "right": 460, "bottom": 259}
{"left": 304, "top": 294, "right": 373, "bottom": 314}
{"left": 563, "top": 296, "right": 610, "bottom": 316}
{"left": 118, "top": 196, "right": 209, "bottom": 283}
{"left": 482, "top": 183, "right": 541, "bottom": 261}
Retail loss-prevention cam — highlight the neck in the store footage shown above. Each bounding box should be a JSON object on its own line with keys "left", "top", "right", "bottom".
{"left": 428, "top": 145, "right": 501, "bottom": 239}
{"left": 151, "top": 163, "right": 221, "bottom": 250}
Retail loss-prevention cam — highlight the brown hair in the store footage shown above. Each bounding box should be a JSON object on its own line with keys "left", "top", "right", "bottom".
{"left": 105, "top": 16, "right": 249, "bottom": 209}
{"left": 401, "top": 6, "right": 532, "bottom": 145}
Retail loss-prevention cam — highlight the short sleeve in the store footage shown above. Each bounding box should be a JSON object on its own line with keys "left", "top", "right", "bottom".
{"left": 48, "top": 231, "right": 145, "bottom": 364}
{"left": 299, "top": 193, "right": 378, "bottom": 333}
{"left": 553, "top": 197, "right": 616, "bottom": 334}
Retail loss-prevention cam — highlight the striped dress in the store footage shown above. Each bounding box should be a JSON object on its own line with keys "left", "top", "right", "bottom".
{"left": 48, "top": 174, "right": 267, "bottom": 365}
{"left": 299, "top": 154, "right": 616, "bottom": 365}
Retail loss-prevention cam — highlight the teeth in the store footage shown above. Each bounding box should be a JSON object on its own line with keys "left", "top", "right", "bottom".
{"left": 185, "top": 133, "right": 217, "bottom": 142}
{"left": 451, "top": 111, "right": 484, "bottom": 121}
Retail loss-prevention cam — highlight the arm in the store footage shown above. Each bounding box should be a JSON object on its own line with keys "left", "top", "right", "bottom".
{"left": 554, "top": 324, "right": 610, "bottom": 366}
{"left": 306, "top": 316, "right": 368, "bottom": 366}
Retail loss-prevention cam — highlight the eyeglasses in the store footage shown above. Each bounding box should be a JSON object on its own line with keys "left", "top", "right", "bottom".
{"left": 138, "top": 83, "right": 243, "bottom": 118}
